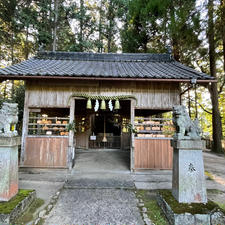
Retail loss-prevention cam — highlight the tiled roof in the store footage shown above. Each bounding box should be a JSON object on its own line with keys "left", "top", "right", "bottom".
{"left": 0, "top": 51, "right": 214, "bottom": 81}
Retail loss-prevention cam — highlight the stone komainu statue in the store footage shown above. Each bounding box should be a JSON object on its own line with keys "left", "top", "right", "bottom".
{"left": 0, "top": 102, "right": 18, "bottom": 137}
{"left": 172, "top": 105, "right": 201, "bottom": 140}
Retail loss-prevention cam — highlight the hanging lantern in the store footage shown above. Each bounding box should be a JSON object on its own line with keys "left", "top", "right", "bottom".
{"left": 86, "top": 98, "right": 92, "bottom": 109}
{"left": 114, "top": 99, "right": 120, "bottom": 110}
{"left": 100, "top": 99, "right": 106, "bottom": 110}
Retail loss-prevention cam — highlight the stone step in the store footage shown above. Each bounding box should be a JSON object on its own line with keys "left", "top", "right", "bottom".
{"left": 132, "top": 174, "right": 172, "bottom": 182}
{"left": 133, "top": 170, "right": 172, "bottom": 175}
{"left": 64, "top": 178, "right": 135, "bottom": 189}
{"left": 135, "top": 181, "right": 172, "bottom": 190}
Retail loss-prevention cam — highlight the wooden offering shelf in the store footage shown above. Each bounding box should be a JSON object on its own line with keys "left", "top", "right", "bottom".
{"left": 28, "top": 116, "right": 70, "bottom": 136}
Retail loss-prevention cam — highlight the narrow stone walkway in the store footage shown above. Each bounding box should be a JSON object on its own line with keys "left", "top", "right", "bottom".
{"left": 44, "top": 168, "right": 145, "bottom": 225}
{"left": 43, "top": 149, "right": 145, "bottom": 225}
{"left": 44, "top": 188, "right": 145, "bottom": 225}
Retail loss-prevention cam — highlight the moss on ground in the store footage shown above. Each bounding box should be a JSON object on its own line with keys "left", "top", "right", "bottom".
{"left": 15, "top": 198, "right": 44, "bottom": 225}
{"left": 0, "top": 189, "right": 34, "bottom": 214}
{"left": 136, "top": 190, "right": 168, "bottom": 225}
{"left": 219, "top": 203, "right": 225, "bottom": 210}
{"left": 159, "top": 190, "right": 225, "bottom": 215}
{"left": 205, "top": 171, "right": 214, "bottom": 180}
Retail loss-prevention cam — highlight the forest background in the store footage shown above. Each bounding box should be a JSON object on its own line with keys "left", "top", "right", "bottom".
{"left": 0, "top": 0, "right": 224, "bottom": 153}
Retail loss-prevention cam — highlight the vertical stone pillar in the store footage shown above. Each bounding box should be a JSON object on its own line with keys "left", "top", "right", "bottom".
{"left": 171, "top": 139, "right": 207, "bottom": 203}
{"left": 0, "top": 137, "right": 21, "bottom": 201}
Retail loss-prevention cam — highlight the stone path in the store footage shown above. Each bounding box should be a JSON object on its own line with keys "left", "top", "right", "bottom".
{"left": 204, "top": 152, "right": 225, "bottom": 191}
{"left": 44, "top": 171, "right": 145, "bottom": 225}
{"left": 44, "top": 189, "right": 144, "bottom": 225}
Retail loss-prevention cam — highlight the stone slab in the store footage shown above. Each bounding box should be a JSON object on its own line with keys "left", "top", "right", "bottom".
{"left": 65, "top": 172, "right": 135, "bottom": 189}
{"left": 135, "top": 181, "right": 172, "bottom": 190}
{"left": 172, "top": 149, "right": 207, "bottom": 203}
{"left": 0, "top": 136, "right": 21, "bottom": 147}
{"left": 211, "top": 211, "right": 225, "bottom": 225}
{"left": 0, "top": 144, "right": 18, "bottom": 201}
{"left": 0, "top": 190, "right": 36, "bottom": 225}
{"left": 65, "top": 177, "right": 135, "bottom": 189}
{"left": 171, "top": 139, "right": 205, "bottom": 150}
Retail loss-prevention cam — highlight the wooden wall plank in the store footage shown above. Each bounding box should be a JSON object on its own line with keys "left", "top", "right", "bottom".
{"left": 24, "top": 137, "right": 68, "bottom": 168}
{"left": 26, "top": 80, "right": 180, "bottom": 109}
{"left": 134, "top": 138, "right": 173, "bottom": 169}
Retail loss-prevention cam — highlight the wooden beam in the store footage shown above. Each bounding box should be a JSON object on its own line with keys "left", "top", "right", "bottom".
{"left": 20, "top": 86, "right": 29, "bottom": 166}
{"left": 68, "top": 98, "right": 75, "bottom": 169}
{"left": 130, "top": 99, "right": 135, "bottom": 171}
{"left": 0, "top": 75, "right": 216, "bottom": 83}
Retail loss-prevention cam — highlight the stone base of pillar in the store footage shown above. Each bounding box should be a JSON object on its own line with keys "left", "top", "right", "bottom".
{"left": 0, "top": 136, "right": 21, "bottom": 201}
{"left": 171, "top": 139, "right": 207, "bottom": 203}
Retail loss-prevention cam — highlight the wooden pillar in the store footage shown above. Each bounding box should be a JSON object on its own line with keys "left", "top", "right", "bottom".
{"left": 130, "top": 99, "right": 135, "bottom": 171}
{"left": 68, "top": 98, "right": 75, "bottom": 169}
{"left": 20, "top": 87, "right": 29, "bottom": 166}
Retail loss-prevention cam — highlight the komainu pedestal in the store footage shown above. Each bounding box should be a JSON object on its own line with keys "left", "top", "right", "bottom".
{"left": 171, "top": 139, "right": 207, "bottom": 203}
{"left": 0, "top": 136, "right": 21, "bottom": 201}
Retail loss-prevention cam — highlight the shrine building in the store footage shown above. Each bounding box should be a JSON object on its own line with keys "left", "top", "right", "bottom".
{"left": 0, "top": 51, "right": 214, "bottom": 170}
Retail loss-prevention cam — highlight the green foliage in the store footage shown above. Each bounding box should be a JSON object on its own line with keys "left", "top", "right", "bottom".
{"left": 0, "top": 0, "right": 225, "bottom": 143}
{"left": 126, "top": 123, "right": 137, "bottom": 134}
{"left": 121, "top": 0, "right": 201, "bottom": 59}
{"left": 66, "top": 121, "right": 76, "bottom": 132}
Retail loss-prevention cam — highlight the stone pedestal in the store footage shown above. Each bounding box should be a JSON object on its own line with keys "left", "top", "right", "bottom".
{"left": 171, "top": 139, "right": 207, "bottom": 203}
{"left": 0, "top": 136, "right": 21, "bottom": 201}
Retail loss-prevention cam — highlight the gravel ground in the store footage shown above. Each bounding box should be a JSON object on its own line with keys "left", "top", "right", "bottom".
{"left": 44, "top": 189, "right": 145, "bottom": 225}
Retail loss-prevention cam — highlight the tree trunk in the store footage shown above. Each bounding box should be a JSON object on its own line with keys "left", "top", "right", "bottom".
{"left": 208, "top": 0, "right": 223, "bottom": 153}
{"left": 172, "top": 40, "right": 181, "bottom": 61}
{"left": 25, "top": 26, "right": 29, "bottom": 59}
{"left": 53, "top": 0, "right": 59, "bottom": 51}
{"left": 188, "top": 88, "right": 191, "bottom": 117}
{"left": 169, "top": 2, "right": 180, "bottom": 61}
{"left": 11, "top": 32, "right": 15, "bottom": 98}
{"left": 107, "top": 0, "right": 113, "bottom": 52}
{"left": 3, "top": 81, "right": 7, "bottom": 99}
{"left": 98, "top": 0, "right": 103, "bottom": 53}
{"left": 79, "top": 0, "right": 84, "bottom": 52}
{"left": 221, "top": 0, "right": 225, "bottom": 83}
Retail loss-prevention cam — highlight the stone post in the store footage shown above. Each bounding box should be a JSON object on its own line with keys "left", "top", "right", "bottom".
{"left": 0, "top": 102, "right": 20, "bottom": 202}
{"left": 171, "top": 139, "right": 207, "bottom": 203}
{"left": 0, "top": 136, "right": 21, "bottom": 201}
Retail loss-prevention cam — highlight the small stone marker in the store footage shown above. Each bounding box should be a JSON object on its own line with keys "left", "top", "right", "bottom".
{"left": 171, "top": 105, "right": 207, "bottom": 203}
{"left": 0, "top": 103, "right": 20, "bottom": 201}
